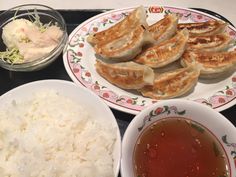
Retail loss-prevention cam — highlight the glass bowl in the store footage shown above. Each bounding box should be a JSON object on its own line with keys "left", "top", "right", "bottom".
{"left": 0, "top": 4, "right": 68, "bottom": 71}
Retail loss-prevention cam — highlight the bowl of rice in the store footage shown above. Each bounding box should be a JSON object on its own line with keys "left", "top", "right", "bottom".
{"left": 0, "top": 4, "right": 68, "bottom": 71}
{"left": 0, "top": 79, "right": 121, "bottom": 177}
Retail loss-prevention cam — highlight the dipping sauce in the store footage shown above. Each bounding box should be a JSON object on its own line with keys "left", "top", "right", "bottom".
{"left": 133, "top": 117, "right": 230, "bottom": 177}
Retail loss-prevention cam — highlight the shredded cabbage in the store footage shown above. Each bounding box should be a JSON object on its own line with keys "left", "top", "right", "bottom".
{"left": 29, "top": 8, "right": 52, "bottom": 32}
{"left": 0, "top": 48, "right": 24, "bottom": 64}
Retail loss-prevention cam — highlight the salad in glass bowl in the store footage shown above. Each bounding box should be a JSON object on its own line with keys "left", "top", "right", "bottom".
{"left": 0, "top": 4, "right": 68, "bottom": 71}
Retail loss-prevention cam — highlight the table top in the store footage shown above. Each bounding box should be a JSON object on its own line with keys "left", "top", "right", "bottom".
{"left": 0, "top": 8, "right": 235, "bottom": 177}
{"left": 1, "top": 0, "right": 236, "bottom": 25}
{"left": 0, "top": 9, "right": 235, "bottom": 138}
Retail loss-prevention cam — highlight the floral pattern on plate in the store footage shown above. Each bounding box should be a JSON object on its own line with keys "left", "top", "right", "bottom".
{"left": 137, "top": 105, "right": 186, "bottom": 131}
{"left": 63, "top": 6, "right": 236, "bottom": 114}
{"left": 222, "top": 135, "right": 236, "bottom": 168}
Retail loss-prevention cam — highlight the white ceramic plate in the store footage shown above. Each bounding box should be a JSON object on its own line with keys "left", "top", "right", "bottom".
{"left": 0, "top": 79, "right": 121, "bottom": 177}
{"left": 121, "top": 99, "right": 236, "bottom": 177}
{"left": 63, "top": 6, "right": 236, "bottom": 115}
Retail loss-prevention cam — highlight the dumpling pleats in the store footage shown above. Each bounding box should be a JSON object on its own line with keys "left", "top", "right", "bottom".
{"left": 87, "top": 6, "right": 148, "bottom": 45}
{"left": 94, "top": 25, "right": 154, "bottom": 61}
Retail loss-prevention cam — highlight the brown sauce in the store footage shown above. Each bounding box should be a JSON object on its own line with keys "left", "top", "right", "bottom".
{"left": 133, "top": 117, "right": 230, "bottom": 177}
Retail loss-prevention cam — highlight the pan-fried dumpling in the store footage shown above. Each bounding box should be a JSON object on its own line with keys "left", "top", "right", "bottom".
{"left": 134, "top": 29, "right": 189, "bottom": 68}
{"left": 95, "top": 60, "right": 154, "bottom": 89}
{"left": 87, "top": 6, "right": 148, "bottom": 45}
{"left": 181, "top": 50, "right": 236, "bottom": 78}
{"left": 187, "top": 33, "right": 234, "bottom": 52}
{"left": 148, "top": 14, "right": 178, "bottom": 44}
{"left": 94, "top": 25, "right": 154, "bottom": 61}
{"left": 178, "top": 20, "right": 227, "bottom": 37}
{"left": 139, "top": 66, "right": 200, "bottom": 99}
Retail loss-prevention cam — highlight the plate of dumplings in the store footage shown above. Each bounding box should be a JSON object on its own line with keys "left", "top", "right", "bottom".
{"left": 63, "top": 5, "right": 236, "bottom": 115}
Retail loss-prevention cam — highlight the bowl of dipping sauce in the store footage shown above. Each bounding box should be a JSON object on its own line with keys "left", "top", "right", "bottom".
{"left": 0, "top": 4, "right": 68, "bottom": 71}
{"left": 121, "top": 99, "right": 236, "bottom": 177}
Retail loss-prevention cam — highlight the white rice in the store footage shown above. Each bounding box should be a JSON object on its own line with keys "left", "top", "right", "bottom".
{"left": 0, "top": 89, "right": 116, "bottom": 177}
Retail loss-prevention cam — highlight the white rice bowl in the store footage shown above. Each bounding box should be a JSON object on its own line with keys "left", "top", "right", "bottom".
{"left": 0, "top": 80, "right": 121, "bottom": 177}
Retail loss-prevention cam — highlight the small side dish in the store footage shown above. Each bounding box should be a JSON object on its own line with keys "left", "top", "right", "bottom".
{"left": 121, "top": 99, "right": 236, "bottom": 177}
{"left": 0, "top": 4, "right": 67, "bottom": 71}
{"left": 134, "top": 118, "right": 229, "bottom": 177}
{"left": 1, "top": 17, "right": 63, "bottom": 63}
